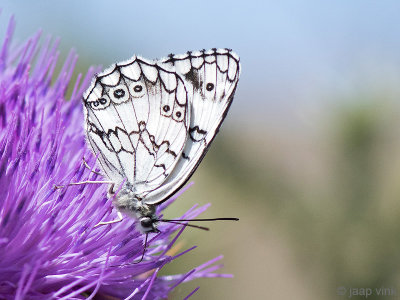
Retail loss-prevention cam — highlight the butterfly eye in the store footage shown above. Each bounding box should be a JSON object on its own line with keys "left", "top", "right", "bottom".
{"left": 130, "top": 83, "right": 145, "bottom": 98}
{"left": 206, "top": 83, "right": 214, "bottom": 91}
{"left": 140, "top": 217, "right": 153, "bottom": 229}
{"left": 109, "top": 85, "right": 129, "bottom": 104}
{"left": 88, "top": 95, "right": 110, "bottom": 110}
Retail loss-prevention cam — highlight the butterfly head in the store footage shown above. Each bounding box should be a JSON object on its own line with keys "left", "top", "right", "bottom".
{"left": 138, "top": 215, "right": 159, "bottom": 233}
{"left": 134, "top": 199, "right": 159, "bottom": 233}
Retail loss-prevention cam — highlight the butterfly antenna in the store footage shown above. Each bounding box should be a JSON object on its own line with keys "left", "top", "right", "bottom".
{"left": 133, "top": 232, "right": 149, "bottom": 264}
{"left": 161, "top": 217, "right": 239, "bottom": 222}
{"left": 159, "top": 217, "right": 239, "bottom": 231}
{"left": 160, "top": 220, "right": 210, "bottom": 231}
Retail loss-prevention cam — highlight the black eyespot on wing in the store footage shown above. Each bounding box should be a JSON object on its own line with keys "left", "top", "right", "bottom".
{"left": 206, "top": 83, "right": 214, "bottom": 91}
{"left": 134, "top": 85, "right": 143, "bottom": 93}
{"left": 109, "top": 85, "right": 129, "bottom": 104}
{"left": 172, "top": 105, "right": 185, "bottom": 122}
{"left": 113, "top": 89, "right": 125, "bottom": 99}
{"left": 163, "top": 105, "right": 170, "bottom": 112}
{"left": 129, "top": 83, "right": 145, "bottom": 98}
{"left": 88, "top": 95, "right": 110, "bottom": 110}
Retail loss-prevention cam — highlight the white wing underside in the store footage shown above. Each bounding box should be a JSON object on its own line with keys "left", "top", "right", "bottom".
{"left": 83, "top": 48, "right": 240, "bottom": 205}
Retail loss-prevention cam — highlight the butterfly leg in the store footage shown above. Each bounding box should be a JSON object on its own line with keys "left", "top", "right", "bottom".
{"left": 94, "top": 211, "right": 124, "bottom": 227}
{"left": 54, "top": 180, "right": 114, "bottom": 189}
{"left": 82, "top": 156, "right": 102, "bottom": 176}
{"left": 94, "top": 185, "right": 124, "bottom": 227}
{"left": 107, "top": 183, "right": 118, "bottom": 197}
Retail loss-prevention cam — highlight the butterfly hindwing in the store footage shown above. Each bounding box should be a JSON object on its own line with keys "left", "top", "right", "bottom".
{"left": 83, "top": 57, "right": 189, "bottom": 195}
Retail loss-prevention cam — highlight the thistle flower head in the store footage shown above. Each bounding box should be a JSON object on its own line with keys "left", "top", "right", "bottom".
{"left": 0, "top": 16, "right": 230, "bottom": 299}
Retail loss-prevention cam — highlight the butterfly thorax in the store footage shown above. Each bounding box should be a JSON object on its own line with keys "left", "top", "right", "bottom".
{"left": 113, "top": 187, "right": 159, "bottom": 233}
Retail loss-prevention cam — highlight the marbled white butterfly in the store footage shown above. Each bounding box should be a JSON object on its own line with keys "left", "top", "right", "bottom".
{"left": 82, "top": 48, "right": 240, "bottom": 233}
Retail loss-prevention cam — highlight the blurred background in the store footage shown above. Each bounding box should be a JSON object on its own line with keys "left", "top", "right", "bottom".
{"left": 3, "top": 1, "right": 400, "bottom": 299}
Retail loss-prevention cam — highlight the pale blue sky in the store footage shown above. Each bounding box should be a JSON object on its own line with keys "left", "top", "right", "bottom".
{"left": 2, "top": 1, "right": 400, "bottom": 128}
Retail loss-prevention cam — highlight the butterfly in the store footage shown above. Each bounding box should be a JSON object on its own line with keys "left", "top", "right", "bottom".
{"left": 82, "top": 48, "right": 240, "bottom": 233}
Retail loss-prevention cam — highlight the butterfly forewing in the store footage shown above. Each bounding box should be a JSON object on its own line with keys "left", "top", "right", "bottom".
{"left": 142, "top": 49, "right": 240, "bottom": 205}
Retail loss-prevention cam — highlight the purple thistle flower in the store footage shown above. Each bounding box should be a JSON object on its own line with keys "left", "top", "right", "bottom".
{"left": 0, "top": 16, "right": 231, "bottom": 299}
